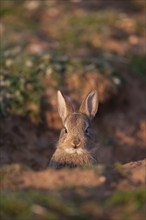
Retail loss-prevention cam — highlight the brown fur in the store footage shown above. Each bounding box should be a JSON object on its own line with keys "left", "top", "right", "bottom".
{"left": 49, "top": 149, "right": 96, "bottom": 169}
{"left": 49, "top": 90, "right": 98, "bottom": 169}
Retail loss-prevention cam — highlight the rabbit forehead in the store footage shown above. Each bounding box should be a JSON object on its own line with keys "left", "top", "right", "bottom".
{"left": 64, "top": 113, "right": 90, "bottom": 129}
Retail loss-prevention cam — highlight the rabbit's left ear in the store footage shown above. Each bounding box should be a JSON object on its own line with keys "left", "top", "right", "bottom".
{"left": 79, "top": 90, "right": 98, "bottom": 120}
{"left": 57, "top": 90, "right": 74, "bottom": 122}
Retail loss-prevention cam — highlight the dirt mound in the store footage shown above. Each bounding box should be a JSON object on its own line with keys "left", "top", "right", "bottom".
{"left": 1, "top": 160, "right": 145, "bottom": 191}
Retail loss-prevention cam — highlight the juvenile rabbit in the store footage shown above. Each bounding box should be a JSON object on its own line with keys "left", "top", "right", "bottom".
{"left": 49, "top": 90, "right": 99, "bottom": 169}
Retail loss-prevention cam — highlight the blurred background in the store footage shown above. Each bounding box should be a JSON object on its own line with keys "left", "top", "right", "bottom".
{"left": 0, "top": 0, "right": 145, "bottom": 219}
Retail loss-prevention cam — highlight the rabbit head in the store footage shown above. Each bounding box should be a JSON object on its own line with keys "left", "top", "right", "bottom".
{"left": 49, "top": 90, "right": 99, "bottom": 169}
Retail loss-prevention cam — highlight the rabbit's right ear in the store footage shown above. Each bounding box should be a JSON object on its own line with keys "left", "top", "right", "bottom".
{"left": 79, "top": 90, "right": 98, "bottom": 120}
{"left": 57, "top": 90, "right": 74, "bottom": 122}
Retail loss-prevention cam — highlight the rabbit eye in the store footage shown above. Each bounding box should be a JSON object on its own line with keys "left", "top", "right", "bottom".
{"left": 64, "top": 127, "right": 68, "bottom": 133}
{"left": 85, "top": 127, "right": 90, "bottom": 135}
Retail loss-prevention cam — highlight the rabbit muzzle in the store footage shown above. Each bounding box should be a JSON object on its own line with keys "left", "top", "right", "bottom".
{"left": 64, "top": 147, "right": 86, "bottom": 155}
{"left": 71, "top": 138, "right": 81, "bottom": 148}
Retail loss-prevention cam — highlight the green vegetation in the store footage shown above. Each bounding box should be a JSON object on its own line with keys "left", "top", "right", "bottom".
{"left": 57, "top": 10, "right": 118, "bottom": 51}
{"left": 129, "top": 54, "right": 146, "bottom": 79}
{"left": 0, "top": 189, "right": 145, "bottom": 220}
{"left": 105, "top": 189, "right": 145, "bottom": 207}
{"left": 0, "top": 48, "right": 121, "bottom": 120}
{"left": 113, "top": 162, "right": 128, "bottom": 177}
{"left": 0, "top": 191, "right": 87, "bottom": 220}
{"left": 0, "top": 51, "right": 45, "bottom": 119}
{"left": 0, "top": 192, "right": 32, "bottom": 220}
{"left": 104, "top": 190, "right": 146, "bottom": 220}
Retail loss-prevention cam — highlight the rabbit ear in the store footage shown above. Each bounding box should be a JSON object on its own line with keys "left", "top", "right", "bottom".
{"left": 79, "top": 90, "right": 98, "bottom": 120}
{"left": 57, "top": 90, "right": 74, "bottom": 122}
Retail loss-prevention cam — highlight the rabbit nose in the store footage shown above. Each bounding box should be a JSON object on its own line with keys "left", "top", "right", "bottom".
{"left": 71, "top": 138, "right": 81, "bottom": 148}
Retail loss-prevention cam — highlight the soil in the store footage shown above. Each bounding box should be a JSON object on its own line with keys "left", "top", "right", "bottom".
{"left": 0, "top": 72, "right": 145, "bottom": 170}
{"left": 1, "top": 160, "right": 145, "bottom": 191}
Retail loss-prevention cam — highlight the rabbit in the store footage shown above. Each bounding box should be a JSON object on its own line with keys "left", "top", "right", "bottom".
{"left": 49, "top": 90, "right": 99, "bottom": 169}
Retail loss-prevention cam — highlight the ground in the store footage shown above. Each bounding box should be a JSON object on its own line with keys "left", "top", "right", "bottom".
{"left": 0, "top": 1, "right": 146, "bottom": 220}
